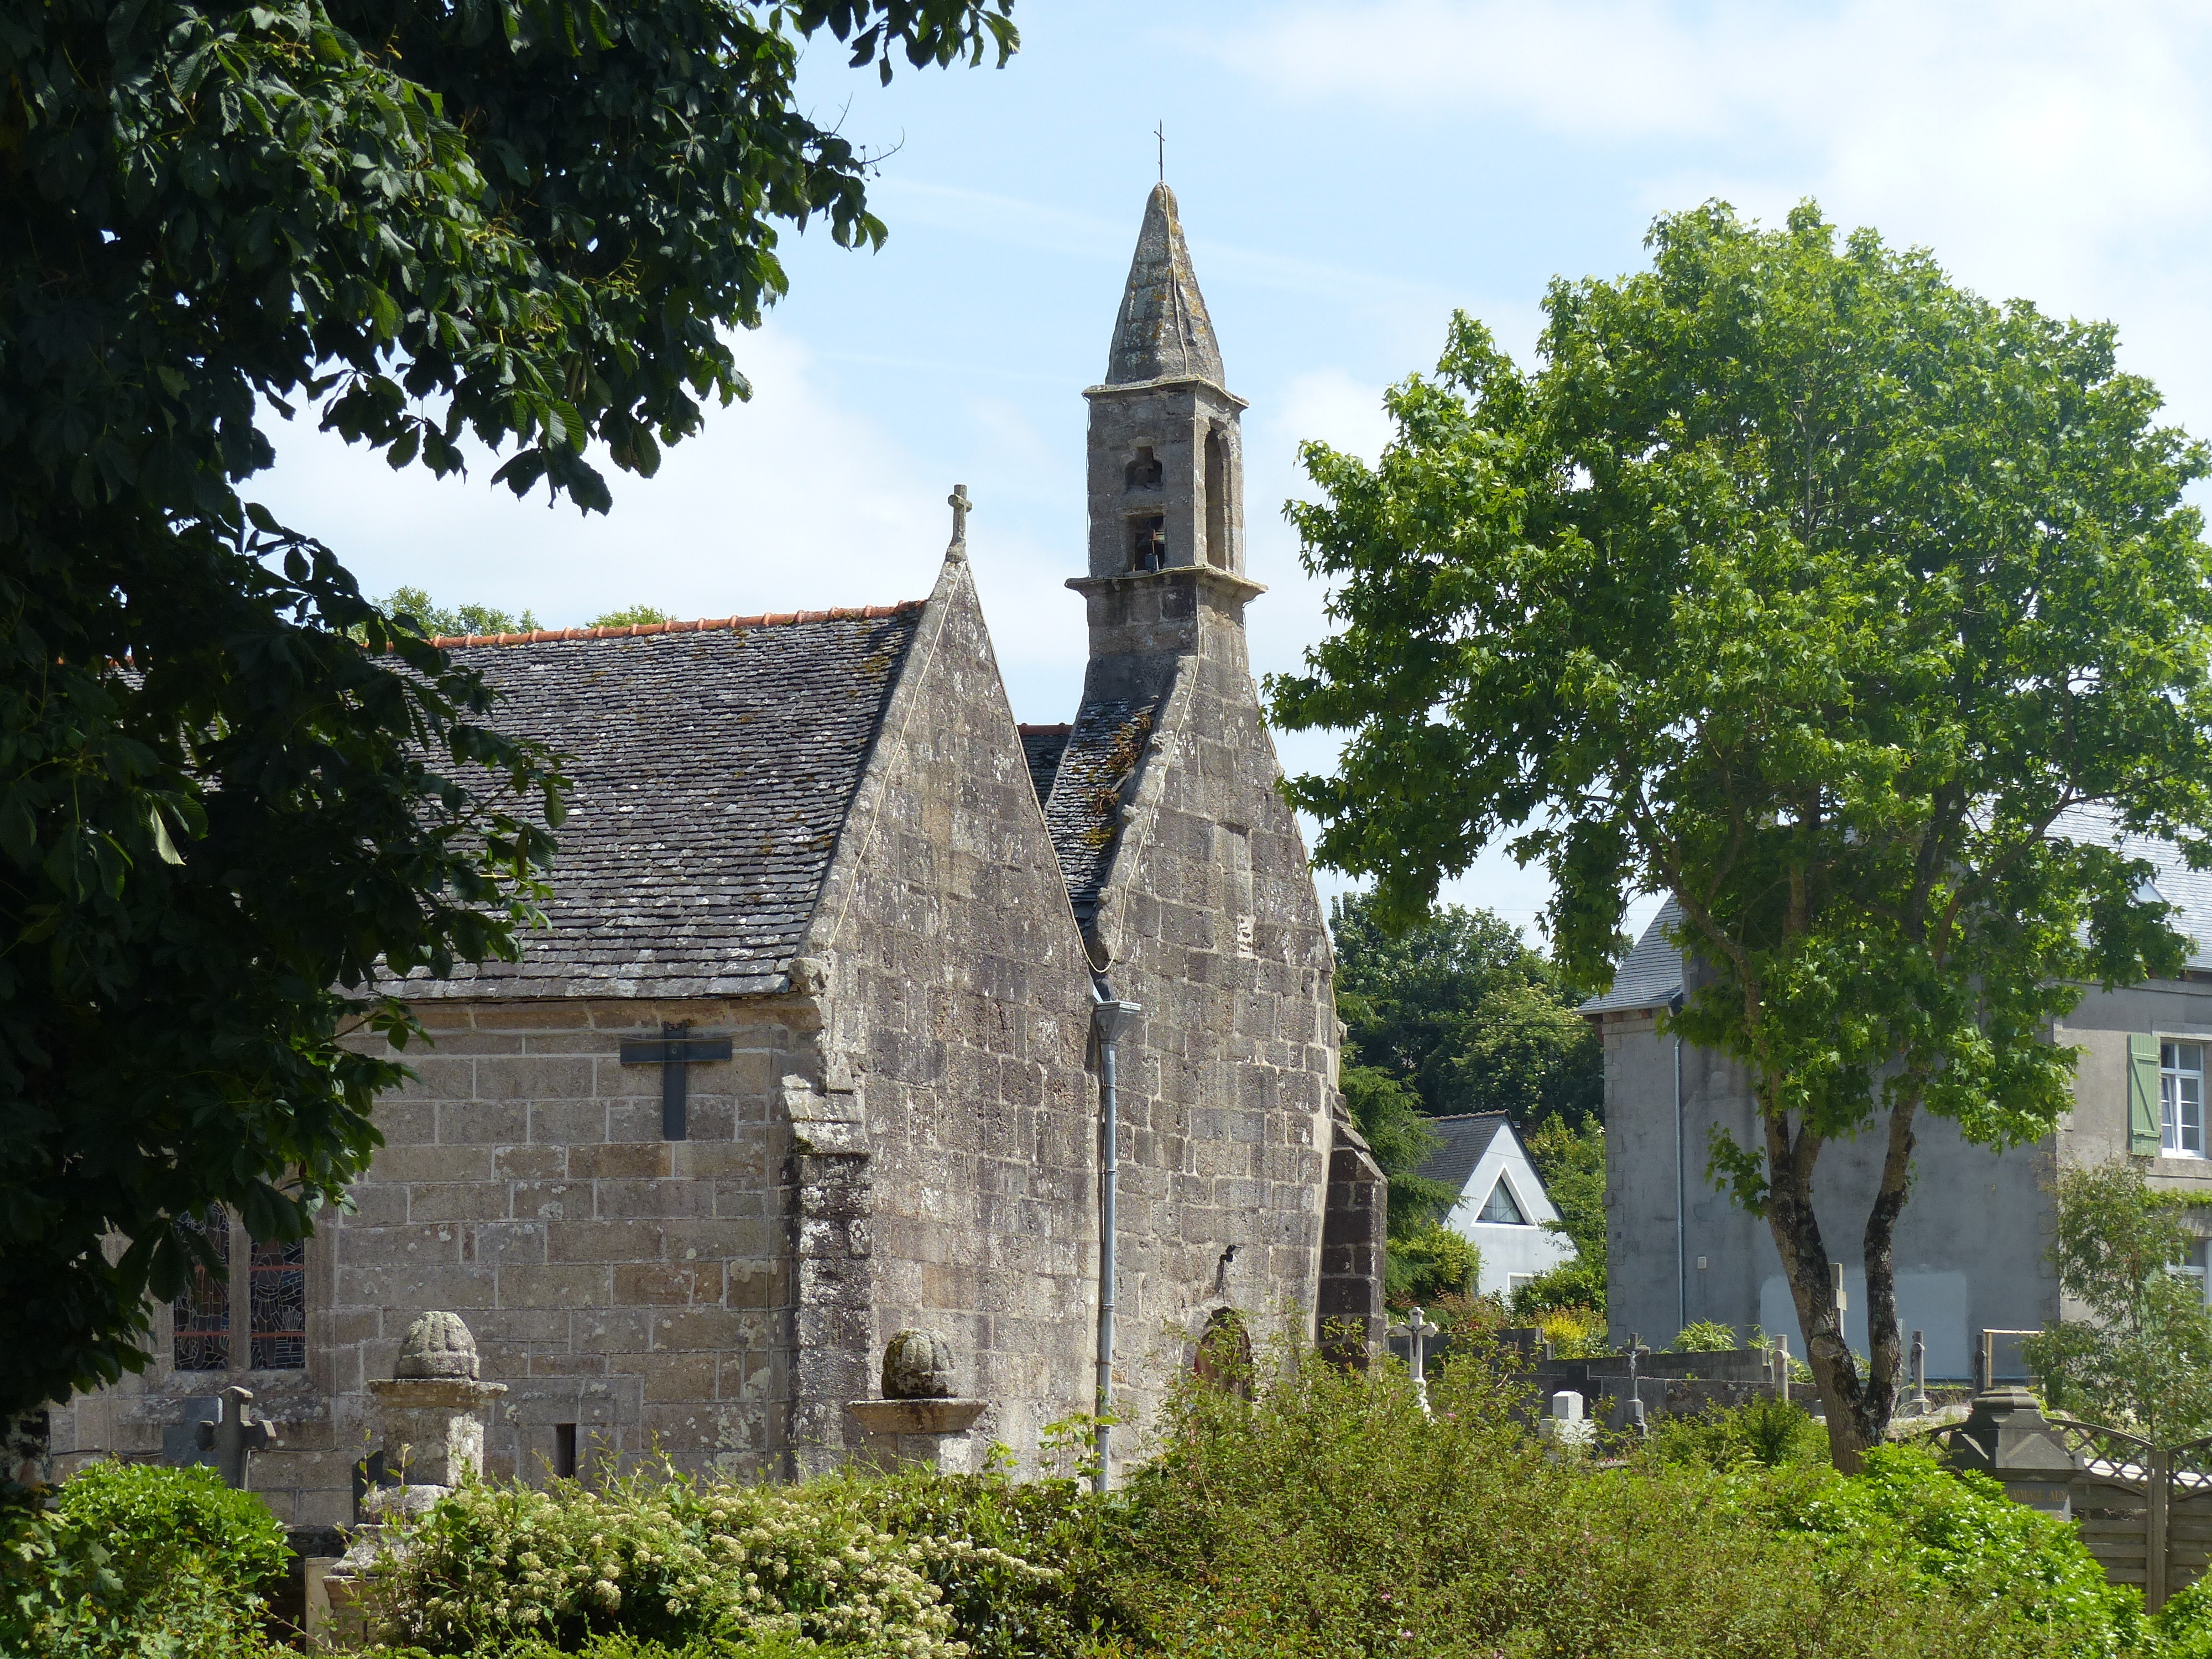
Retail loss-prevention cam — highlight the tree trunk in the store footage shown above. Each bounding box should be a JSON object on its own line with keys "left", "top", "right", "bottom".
{"left": 1760, "top": 1106, "right": 1866, "bottom": 1471}
{"left": 1856, "top": 1095, "right": 1919, "bottom": 1446}
{"left": 1760, "top": 1097, "right": 1919, "bottom": 1470}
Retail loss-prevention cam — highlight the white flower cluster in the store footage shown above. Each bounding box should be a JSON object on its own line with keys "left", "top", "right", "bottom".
{"left": 366, "top": 1468, "right": 1039, "bottom": 1657}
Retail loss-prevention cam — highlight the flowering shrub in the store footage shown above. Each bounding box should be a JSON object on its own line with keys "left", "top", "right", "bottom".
{"left": 0, "top": 1462, "right": 289, "bottom": 1658}
{"left": 367, "top": 1460, "right": 1055, "bottom": 1655}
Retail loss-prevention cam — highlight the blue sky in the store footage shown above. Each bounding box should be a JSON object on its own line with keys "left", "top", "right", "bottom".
{"left": 254, "top": 1, "right": 2212, "bottom": 942}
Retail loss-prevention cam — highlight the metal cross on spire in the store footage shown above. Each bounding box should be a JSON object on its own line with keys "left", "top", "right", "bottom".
{"left": 1155, "top": 120, "right": 1165, "bottom": 182}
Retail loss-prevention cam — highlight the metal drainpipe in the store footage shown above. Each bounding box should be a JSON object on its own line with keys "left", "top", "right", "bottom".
{"left": 1091, "top": 981, "right": 1141, "bottom": 1493}
{"left": 1671, "top": 990, "right": 1686, "bottom": 1336}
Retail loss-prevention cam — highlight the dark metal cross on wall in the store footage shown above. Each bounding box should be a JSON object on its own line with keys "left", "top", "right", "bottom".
{"left": 619, "top": 1022, "right": 732, "bottom": 1140}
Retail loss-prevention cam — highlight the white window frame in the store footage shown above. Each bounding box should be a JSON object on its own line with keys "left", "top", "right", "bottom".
{"left": 2176, "top": 1238, "right": 2211, "bottom": 1307}
{"left": 1477, "top": 1174, "right": 1528, "bottom": 1226}
{"left": 2164, "top": 1040, "right": 2206, "bottom": 1159}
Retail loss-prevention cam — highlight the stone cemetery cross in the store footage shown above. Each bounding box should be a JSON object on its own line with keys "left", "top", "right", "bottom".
{"left": 619, "top": 1022, "right": 732, "bottom": 1141}
{"left": 194, "top": 1384, "right": 277, "bottom": 1489}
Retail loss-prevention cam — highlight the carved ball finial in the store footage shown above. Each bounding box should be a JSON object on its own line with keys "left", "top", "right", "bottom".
{"left": 881, "top": 1328, "right": 955, "bottom": 1400}
{"left": 394, "top": 1311, "right": 480, "bottom": 1380}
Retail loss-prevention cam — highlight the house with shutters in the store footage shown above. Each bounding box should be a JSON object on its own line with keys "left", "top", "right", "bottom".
{"left": 1588, "top": 817, "right": 2212, "bottom": 1381}
{"left": 46, "top": 183, "right": 1387, "bottom": 1524}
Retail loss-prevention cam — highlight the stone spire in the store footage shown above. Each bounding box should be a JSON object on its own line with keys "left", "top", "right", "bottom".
{"left": 1105, "top": 184, "right": 1224, "bottom": 388}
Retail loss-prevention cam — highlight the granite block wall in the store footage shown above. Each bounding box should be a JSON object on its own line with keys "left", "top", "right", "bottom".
{"left": 805, "top": 555, "right": 1100, "bottom": 1473}
{"left": 53, "top": 995, "right": 816, "bottom": 1520}
{"left": 1079, "top": 588, "right": 1344, "bottom": 1463}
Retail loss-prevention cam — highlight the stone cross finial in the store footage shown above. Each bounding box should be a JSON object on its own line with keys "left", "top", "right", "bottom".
{"left": 947, "top": 485, "right": 971, "bottom": 557}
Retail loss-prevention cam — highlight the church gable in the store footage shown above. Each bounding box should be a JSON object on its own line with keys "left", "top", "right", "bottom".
{"left": 404, "top": 606, "right": 925, "bottom": 999}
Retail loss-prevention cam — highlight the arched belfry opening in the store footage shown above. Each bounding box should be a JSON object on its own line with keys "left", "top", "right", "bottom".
{"left": 1130, "top": 515, "right": 1166, "bottom": 572}
{"left": 1204, "top": 427, "right": 1229, "bottom": 568}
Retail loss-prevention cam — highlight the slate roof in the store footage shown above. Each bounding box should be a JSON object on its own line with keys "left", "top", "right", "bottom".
{"left": 1578, "top": 813, "right": 2212, "bottom": 1019}
{"left": 395, "top": 603, "right": 926, "bottom": 999}
{"left": 1018, "top": 724, "right": 1071, "bottom": 811}
{"left": 1578, "top": 899, "right": 1687, "bottom": 1016}
{"left": 2054, "top": 805, "right": 2212, "bottom": 972}
{"left": 1412, "top": 1112, "right": 1511, "bottom": 1197}
{"left": 1041, "top": 695, "right": 1162, "bottom": 935}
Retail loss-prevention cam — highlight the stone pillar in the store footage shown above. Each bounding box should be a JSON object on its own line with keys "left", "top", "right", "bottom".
{"left": 847, "top": 1329, "right": 985, "bottom": 1472}
{"left": 1942, "top": 1386, "right": 2081, "bottom": 1519}
{"left": 319, "top": 1313, "right": 507, "bottom": 1641}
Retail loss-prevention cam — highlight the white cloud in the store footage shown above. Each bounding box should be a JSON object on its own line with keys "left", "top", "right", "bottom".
{"left": 253, "top": 327, "right": 951, "bottom": 626}
{"left": 1220, "top": 1, "right": 2212, "bottom": 409}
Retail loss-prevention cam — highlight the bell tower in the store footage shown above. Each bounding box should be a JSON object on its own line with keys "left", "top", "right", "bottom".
{"left": 1072, "top": 184, "right": 1261, "bottom": 701}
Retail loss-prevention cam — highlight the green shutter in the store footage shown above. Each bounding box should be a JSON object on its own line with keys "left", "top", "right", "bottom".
{"left": 2130, "top": 1034, "right": 2163, "bottom": 1157}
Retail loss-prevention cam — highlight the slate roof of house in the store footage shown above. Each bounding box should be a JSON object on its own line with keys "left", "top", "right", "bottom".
{"left": 1412, "top": 1112, "right": 1512, "bottom": 1197}
{"left": 1041, "top": 695, "right": 1162, "bottom": 935}
{"left": 394, "top": 603, "right": 926, "bottom": 999}
{"left": 1579, "top": 815, "right": 2212, "bottom": 1019}
{"left": 2056, "top": 805, "right": 2212, "bottom": 972}
{"left": 1018, "top": 724, "right": 1071, "bottom": 811}
{"left": 1578, "top": 898, "right": 1687, "bottom": 1016}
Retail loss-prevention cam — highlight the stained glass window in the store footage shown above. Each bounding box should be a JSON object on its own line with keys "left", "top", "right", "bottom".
{"left": 249, "top": 1235, "right": 307, "bottom": 1371}
{"left": 171, "top": 1209, "right": 230, "bottom": 1371}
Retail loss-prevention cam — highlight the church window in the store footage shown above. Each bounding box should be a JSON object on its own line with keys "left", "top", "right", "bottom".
{"left": 1130, "top": 515, "right": 1166, "bottom": 572}
{"left": 171, "top": 1210, "right": 231, "bottom": 1371}
{"left": 1204, "top": 428, "right": 1229, "bottom": 567}
{"left": 249, "top": 1235, "right": 309, "bottom": 1370}
{"left": 554, "top": 1423, "right": 579, "bottom": 1479}
{"left": 1124, "top": 445, "right": 1164, "bottom": 489}
{"left": 1478, "top": 1177, "right": 1527, "bottom": 1225}
{"left": 170, "top": 1208, "right": 309, "bottom": 1373}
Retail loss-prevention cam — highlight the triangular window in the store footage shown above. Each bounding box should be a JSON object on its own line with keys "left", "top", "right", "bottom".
{"left": 1478, "top": 1177, "right": 1527, "bottom": 1225}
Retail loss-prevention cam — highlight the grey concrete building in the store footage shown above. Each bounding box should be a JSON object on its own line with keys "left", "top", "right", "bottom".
{"left": 50, "top": 185, "right": 1385, "bottom": 1520}
{"left": 1591, "top": 822, "right": 2212, "bottom": 1380}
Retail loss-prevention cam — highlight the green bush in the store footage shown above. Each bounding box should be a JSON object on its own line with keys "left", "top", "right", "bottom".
{"left": 1648, "top": 1396, "right": 1832, "bottom": 1471}
{"left": 2153, "top": 1577, "right": 2212, "bottom": 1657}
{"left": 1745, "top": 1444, "right": 2143, "bottom": 1657}
{"left": 1507, "top": 1251, "right": 1608, "bottom": 1317}
{"left": 1667, "top": 1319, "right": 1741, "bottom": 1353}
{"left": 1086, "top": 1342, "right": 2147, "bottom": 1658}
{"left": 1384, "top": 1223, "right": 1478, "bottom": 1308}
{"left": 365, "top": 1460, "right": 1056, "bottom": 1656}
{"left": 0, "top": 1461, "right": 289, "bottom": 1658}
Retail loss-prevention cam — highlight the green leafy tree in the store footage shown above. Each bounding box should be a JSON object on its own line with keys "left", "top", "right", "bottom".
{"left": 379, "top": 586, "right": 542, "bottom": 639}
{"left": 1386, "top": 1222, "right": 1479, "bottom": 1309}
{"left": 1513, "top": 1112, "right": 1606, "bottom": 1314}
{"left": 1272, "top": 201, "right": 2212, "bottom": 1466}
{"left": 1337, "top": 1061, "right": 1453, "bottom": 1240}
{"left": 2023, "top": 1164, "right": 2212, "bottom": 1443}
{"left": 591, "top": 604, "right": 676, "bottom": 629}
{"left": 1, "top": 0, "right": 1016, "bottom": 1413}
{"left": 1331, "top": 891, "right": 1600, "bottom": 1128}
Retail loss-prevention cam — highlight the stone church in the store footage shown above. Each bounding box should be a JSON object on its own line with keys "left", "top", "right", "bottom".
{"left": 53, "top": 185, "right": 1386, "bottom": 1524}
